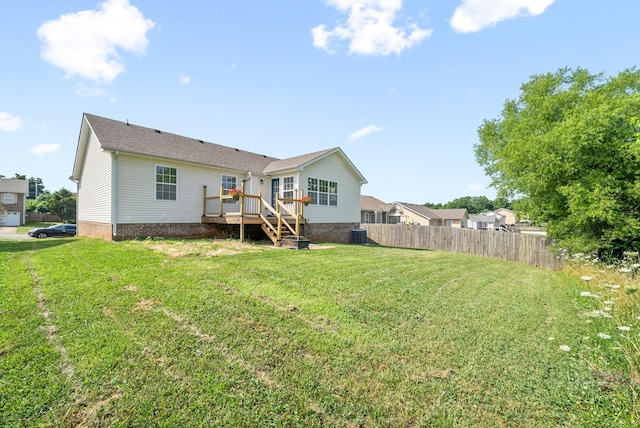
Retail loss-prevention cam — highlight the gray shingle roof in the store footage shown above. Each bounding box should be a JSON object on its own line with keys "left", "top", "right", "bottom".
{"left": 263, "top": 148, "right": 336, "bottom": 174}
{"left": 84, "top": 113, "right": 277, "bottom": 174}
{"left": 81, "top": 114, "right": 366, "bottom": 183}
{"left": 395, "top": 202, "right": 441, "bottom": 219}
{"left": 432, "top": 209, "right": 467, "bottom": 220}
{"left": 361, "top": 195, "right": 391, "bottom": 212}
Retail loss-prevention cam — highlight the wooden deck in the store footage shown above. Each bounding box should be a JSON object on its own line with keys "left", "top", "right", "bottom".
{"left": 201, "top": 185, "right": 308, "bottom": 245}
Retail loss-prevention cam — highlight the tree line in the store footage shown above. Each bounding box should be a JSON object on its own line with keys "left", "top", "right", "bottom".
{"left": 424, "top": 195, "right": 512, "bottom": 214}
{"left": 0, "top": 174, "right": 76, "bottom": 223}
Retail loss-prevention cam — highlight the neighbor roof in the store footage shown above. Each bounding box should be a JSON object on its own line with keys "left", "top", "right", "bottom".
{"left": 432, "top": 208, "right": 468, "bottom": 220}
{"left": 0, "top": 178, "right": 29, "bottom": 193}
{"left": 361, "top": 195, "right": 391, "bottom": 212}
{"left": 393, "top": 202, "right": 441, "bottom": 220}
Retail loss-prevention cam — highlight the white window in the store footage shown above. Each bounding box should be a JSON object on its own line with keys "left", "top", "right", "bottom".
{"left": 308, "top": 178, "right": 318, "bottom": 204}
{"left": 283, "top": 176, "right": 294, "bottom": 199}
{"left": 308, "top": 177, "right": 338, "bottom": 206}
{"left": 363, "top": 212, "right": 370, "bottom": 223}
{"left": 3, "top": 193, "right": 16, "bottom": 204}
{"left": 156, "top": 166, "right": 177, "bottom": 200}
{"left": 222, "top": 175, "right": 237, "bottom": 194}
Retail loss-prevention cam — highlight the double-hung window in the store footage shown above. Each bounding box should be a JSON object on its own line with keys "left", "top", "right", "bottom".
{"left": 283, "top": 176, "right": 294, "bottom": 199}
{"left": 307, "top": 177, "right": 338, "bottom": 206}
{"left": 156, "top": 166, "right": 177, "bottom": 201}
{"left": 308, "top": 178, "right": 318, "bottom": 204}
{"left": 3, "top": 193, "right": 15, "bottom": 204}
{"left": 222, "top": 175, "right": 237, "bottom": 194}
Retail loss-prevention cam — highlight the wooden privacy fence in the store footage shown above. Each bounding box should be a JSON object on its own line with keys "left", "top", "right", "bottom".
{"left": 360, "top": 224, "right": 564, "bottom": 270}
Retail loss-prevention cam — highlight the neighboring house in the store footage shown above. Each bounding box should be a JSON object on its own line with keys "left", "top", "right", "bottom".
{"left": 389, "top": 202, "right": 468, "bottom": 227}
{"left": 0, "top": 178, "right": 29, "bottom": 226}
{"left": 495, "top": 208, "right": 517, "bottom": 226}
{"left": 360, "top": 195, "right": 391, "bottom": 224}
{"left": 468, "top": 212, "right": 506, "bottom": 230}
{"left": 432, "top": 209, "right": 468, "bottom": 228}
{"left": 70, "top": 113, "right": 367, "bottom": 243}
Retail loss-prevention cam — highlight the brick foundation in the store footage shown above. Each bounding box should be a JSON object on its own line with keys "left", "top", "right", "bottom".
{"left": 77, "top": 221, "right": 113, "bottom": 240}
{"left": 78, "top": 220, "right": 359, "bottom": 244}
{"left": 304, "top": 222, "right": 360, "bottom": 244}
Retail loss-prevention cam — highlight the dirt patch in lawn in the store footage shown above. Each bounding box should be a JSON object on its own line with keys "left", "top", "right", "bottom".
{"left": 135, "top": 239, "right": 263, "bottom": 258}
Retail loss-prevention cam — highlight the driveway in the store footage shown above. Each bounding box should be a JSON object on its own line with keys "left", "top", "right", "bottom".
{"left": 0, "top": 227, "right": 32, "bottom": 240}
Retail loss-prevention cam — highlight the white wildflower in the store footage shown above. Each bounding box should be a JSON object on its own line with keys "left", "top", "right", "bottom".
{"left": 619, "top": 268, "right": 632, "bottom": 273}
{"left": 612, "top": 284, "right": 620, "bottom": 289}
{"left": 547, "top": 337, "right": 554, "bottom": 341}
{"left": 559, "top": 345, "right": 571, "bottom": 352}
{"left": 579, "top": 291, "right": 600, "bottom": 298}
{"left": 598, "top": 332, "right": 611, "bottom": 339}
{"left": 581, "top": 276, "right": 593, "bottom": 281}
{"left": 618, "top": 326, "right": 631, "bottom": 331}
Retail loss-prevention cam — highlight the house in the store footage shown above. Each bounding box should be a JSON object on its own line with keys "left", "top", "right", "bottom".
{"left": 0, "top": 178, "right": 29, "bottom": 226}
{"left": 70, "top": 113, "right": 367, "bottom": 243}
{"left": 495, "top": 208, "right": 517, "bottom": 226}
{"left": 388, "top": 202, "right": 468, "bottom": 227}
{"left": 432, "top": 209, "right": 469, "bottom": 228}
{"left": 360, "top": 195, "right": 391, "bottom": 224}
{"left": 468, "top": 212, "right": 506, "bottom": 230}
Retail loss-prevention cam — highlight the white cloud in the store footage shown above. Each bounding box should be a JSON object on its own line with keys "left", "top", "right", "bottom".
{"left": 30, "top": 143, "right": 61, "bottom": 155}
{"left": 468, "top": 183, "right": 483, "bottom": 191}
{"left": 37, "top": 0, "right": 155, "bottom": 83}
{"left": 179, "top": 75, "right": 191, "bottom": 85}
{"left": 451, "top": 0, "right": 555, "bottom": 33}
{"left": 348, "top": 125, "right": 384, "bottom": 142}
{"left": 313, "top": 0, "right": 432, "bottom": 55}
{"left": 0, "top": 112, "right": 23, "bottom": 132}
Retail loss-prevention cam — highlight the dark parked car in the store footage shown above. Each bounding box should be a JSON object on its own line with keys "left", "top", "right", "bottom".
{"left": 28, "top": 224, "right": 77, "bottom": 238}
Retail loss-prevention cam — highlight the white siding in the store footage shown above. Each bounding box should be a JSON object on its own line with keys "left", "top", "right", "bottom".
{"left": 77, "top": 131, "right": 112, "bottom": 223}
{"left": 299, "top": 152, "right": 362, "bottom": 223}
{"left": 115, "top": 154, "right": 250, "bottom": 223}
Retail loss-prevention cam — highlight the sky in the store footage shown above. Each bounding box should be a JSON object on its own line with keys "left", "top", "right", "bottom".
{"left": 0, "top": 0, "right": 638, "bottom": 204}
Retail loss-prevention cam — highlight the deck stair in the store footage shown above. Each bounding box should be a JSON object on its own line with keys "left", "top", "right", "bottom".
{"left": 202, "top": 185, "right": 307, "bottom": 247}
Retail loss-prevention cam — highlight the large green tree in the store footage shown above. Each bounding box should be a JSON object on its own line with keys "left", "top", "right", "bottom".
{"left": 475, "top": 67, "right": 640, "bottom": 255}
{"left": 46, "top": 188, "right": 76, "bottom": 223}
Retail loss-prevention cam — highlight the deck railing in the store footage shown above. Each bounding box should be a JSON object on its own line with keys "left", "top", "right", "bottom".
{"left": 202, "top": 185, "right": 308, "bottom": 239}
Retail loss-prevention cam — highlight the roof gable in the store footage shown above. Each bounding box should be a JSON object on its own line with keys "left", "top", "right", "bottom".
{"left": 264, "top": 147, "right": 367, "bottom": 184}
{"left": 393, "top": 202, "right": 441, "bottom": 220}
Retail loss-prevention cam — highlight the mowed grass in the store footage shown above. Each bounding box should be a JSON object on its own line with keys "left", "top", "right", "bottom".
{"left": 1, "top": 238, "right": 638, "bottom": 426}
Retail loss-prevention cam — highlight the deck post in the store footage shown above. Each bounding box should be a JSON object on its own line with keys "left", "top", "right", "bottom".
{"left": 276, "top": 194, "right": 282, "bottom": 243}
{"left": 295, "top": 193, "right": 301, "bottom": 237}
{"left": 239, "top": 181, "right": 246, "bottom": 242}
{"left": 219, "top": 185, "right": 224, "bottom": 216}
{"left": 202, "top": 185, "right": 207, "bottom": 216}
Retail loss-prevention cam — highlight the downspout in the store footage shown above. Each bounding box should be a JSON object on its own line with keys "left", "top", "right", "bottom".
{"left": 111, "top": 151, "right": 119, "bottom": 238}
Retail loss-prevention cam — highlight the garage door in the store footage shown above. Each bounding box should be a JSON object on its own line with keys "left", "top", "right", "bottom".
{"left": 0, "top": 212, "right": 20, "bottom": 226}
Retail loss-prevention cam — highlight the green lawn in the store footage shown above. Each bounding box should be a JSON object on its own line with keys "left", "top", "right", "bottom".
{"left": 1, "top": 238, "right": 638, "bottom": 426}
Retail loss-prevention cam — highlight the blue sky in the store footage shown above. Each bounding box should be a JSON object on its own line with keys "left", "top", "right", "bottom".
{"left": 0, "top": 0, "right": 637, "bottom": 204}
